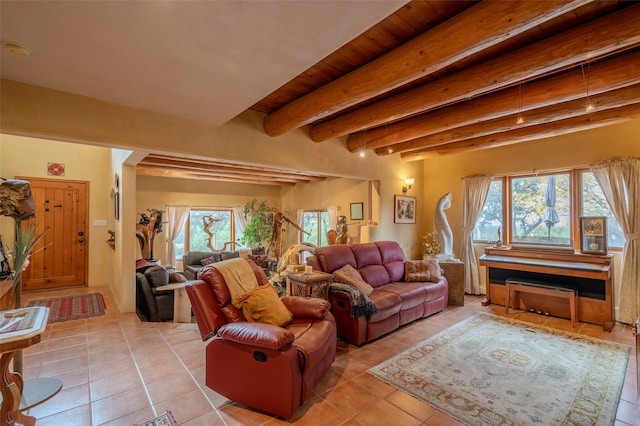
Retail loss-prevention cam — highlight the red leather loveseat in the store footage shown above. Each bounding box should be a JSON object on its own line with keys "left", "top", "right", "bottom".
{"left": 186, "top": 259, "right": 336, "bottom": 419}
{"left": 307, "top": 241, "right": 448, "bottom": 345}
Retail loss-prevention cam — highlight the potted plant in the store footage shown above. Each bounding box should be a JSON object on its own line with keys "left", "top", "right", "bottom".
{"left": 241, "top": 199, "right": 276, "bottom": 249}
{"left": 0, "top": 219, "right": 46, "bottom": 310}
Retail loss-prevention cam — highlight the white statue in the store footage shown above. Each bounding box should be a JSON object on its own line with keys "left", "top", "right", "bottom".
{"left": 435, "top": 193, "right": 454, "bottom": 261}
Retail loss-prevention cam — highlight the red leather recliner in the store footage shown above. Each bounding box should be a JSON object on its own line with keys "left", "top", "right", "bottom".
{"left": 185, "top": 259, "right": 336, "bottom": 419}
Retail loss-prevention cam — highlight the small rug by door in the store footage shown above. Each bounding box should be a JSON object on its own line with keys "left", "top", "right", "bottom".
{"left": 26, "top": 292, "right": 106, "bottom": 323}
{"left": 134, "top": 410, "right": 178, "bottom": 426}
{"left": 369, "top": 313, "right": 629, "bottom": 426}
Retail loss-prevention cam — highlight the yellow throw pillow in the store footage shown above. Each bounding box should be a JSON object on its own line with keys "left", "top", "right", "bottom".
{"left": 232, "top": 285, "right": 293, "bottom": 327}
{"left": 332, "top": 264, "right": 374, "bottom": 296}
{"left": 405, "top": 258, "right": 442, "bottom": 282}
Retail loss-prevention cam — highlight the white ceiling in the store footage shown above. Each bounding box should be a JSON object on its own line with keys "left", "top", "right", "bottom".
{"left": 0, "top": 0, "right": 405, "bottom": 125}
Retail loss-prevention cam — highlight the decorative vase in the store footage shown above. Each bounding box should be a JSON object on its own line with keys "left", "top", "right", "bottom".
{"left": 0, "top": 275, "right": 16, "bottom": 311}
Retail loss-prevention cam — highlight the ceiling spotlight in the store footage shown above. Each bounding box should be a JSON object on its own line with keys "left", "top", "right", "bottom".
{"left": 359, "top": 150, "right": 366, "bottom": 158}
{"left": 585, "top": 102, "right": 595, "bottom": 113}
{"left": 516, "top": 116, "right": 525, "bottom": 125}
{"left": 2, "top": 41, "right": 31, "bottom": 57}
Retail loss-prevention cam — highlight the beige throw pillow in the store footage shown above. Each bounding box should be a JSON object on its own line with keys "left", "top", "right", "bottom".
{"left": 332, "top": 264, "right": 374, "bottom": 296}
{"left": 405, "top": 259, "right": 442, "bottom": 282}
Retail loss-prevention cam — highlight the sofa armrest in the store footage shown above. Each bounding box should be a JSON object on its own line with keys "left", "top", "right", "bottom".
{"left": 217, "top": 322, "right": 295, "bottom": 350}
{"left": 281, "top": 296, "right": 330, "bottom": 319}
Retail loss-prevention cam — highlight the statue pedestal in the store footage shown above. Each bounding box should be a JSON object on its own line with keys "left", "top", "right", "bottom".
{"left": 439, "top": 260, "right": 465, "bottom": 306}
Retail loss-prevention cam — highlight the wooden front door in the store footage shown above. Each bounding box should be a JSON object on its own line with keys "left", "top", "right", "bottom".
{"left": 20, "top": 178, "right": 88, "bottom": 291}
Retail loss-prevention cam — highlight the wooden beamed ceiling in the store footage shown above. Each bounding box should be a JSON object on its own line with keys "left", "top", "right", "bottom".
{"left": 137, "top": 154, "right": 329, "bottom": 187}
{"left": 253, "top": 0, "right": 640, "bottom": 161}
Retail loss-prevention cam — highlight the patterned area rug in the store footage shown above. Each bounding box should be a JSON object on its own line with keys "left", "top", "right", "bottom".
{"left": 134, "top": 410, "right": 178, "bottom": 426}
{"left": 26, "top": 292, "right": 106, "bottom": 323}
{"left": 369, "top": 313, "right": 629, "bottom": 426}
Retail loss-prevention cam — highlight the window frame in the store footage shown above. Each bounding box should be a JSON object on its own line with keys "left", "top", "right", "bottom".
{"left": 300, "top": 209, "right": 329, "bottom": 247}
{"left": 473, "top": 168, "right": 623, "bottom": 252}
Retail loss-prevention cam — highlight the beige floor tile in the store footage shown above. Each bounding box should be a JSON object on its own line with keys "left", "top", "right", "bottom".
{"left": 321, "top": 379, "right": 380, "bottom": 416}
{"left": 32, "top": 403, "right": 92, "bottom": 426}
{"left": 90, "top": 385, "right": 151, "bottom": 425}
{"left": 145, "top": 371, "right": 199, "bottom": 404}
{"left": 352, "top": 399, "right": 421, "bottom": 426}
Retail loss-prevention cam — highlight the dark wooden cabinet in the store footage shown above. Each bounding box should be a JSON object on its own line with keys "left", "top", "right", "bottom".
{"left": 479, "top": 247, "right": 613, "bottom": 331}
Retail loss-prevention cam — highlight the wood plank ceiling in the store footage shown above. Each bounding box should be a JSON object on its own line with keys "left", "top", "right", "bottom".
{"left": 139, "top": 0, "right": 640, "bottom": 184}
{"left": 254, "top": 0, "right": 640, "bottom": 160}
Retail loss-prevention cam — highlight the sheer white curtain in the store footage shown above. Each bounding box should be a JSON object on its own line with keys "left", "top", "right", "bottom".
{"left": 165, "top": 205, "right": 190, "bottom": 268}
{"left": 326, "top": 206, "right": 338, "bottom": 232}
{"left": 590, "top": 157, "right": 640, "bottom": 324}
{"left": 461, "top": 175, "right": 493, "bottom": 295}
{"left": 233, "top": 206, "right": 247, "bottom": 238}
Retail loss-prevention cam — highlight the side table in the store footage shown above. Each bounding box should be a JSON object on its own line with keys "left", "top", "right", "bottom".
{"left": 438, "top": 260, "right": 465, "bottom": 306}
{"left": 1, "top": 306, "right": 62, "bottom": 426}
{"left": 288, "top": 272, "right": 332, "bottom": 300}
{"left": 156, "top": 280, "right": 199, "bottom": 323}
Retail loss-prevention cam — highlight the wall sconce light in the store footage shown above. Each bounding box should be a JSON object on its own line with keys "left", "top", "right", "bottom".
{"left": 402, "top": 177, "right": 415, "bottom": 194}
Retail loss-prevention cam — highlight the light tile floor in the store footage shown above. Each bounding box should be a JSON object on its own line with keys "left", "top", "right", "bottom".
{"left": 15, "top": 286, "right": 639, "bottom": 425}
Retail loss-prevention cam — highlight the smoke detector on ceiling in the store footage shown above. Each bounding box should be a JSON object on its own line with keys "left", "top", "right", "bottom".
{"left": 2, "top": 41, "right": 31, "bottom": 57}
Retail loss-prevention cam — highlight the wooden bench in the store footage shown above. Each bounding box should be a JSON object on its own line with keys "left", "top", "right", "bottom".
{"left": 505, "top": 278, "right": 579, "bottom": 328}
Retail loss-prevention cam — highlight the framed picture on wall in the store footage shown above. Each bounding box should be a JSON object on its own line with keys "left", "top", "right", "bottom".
{"left": 394, "top": 195, "right": 416, "bottom": 224}
{"left": 580, "top": 216, "right": 607, "bottom": 254}
{"left": 350, "top": 202, "right": 363, "bottom": 220}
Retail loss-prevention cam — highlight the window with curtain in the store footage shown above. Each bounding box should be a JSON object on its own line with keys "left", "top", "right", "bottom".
{"left": 473, "top": 168, "right": 625, "bottom": 250}
{"left": 473, "top": 179, "right": 503, "bottom": 242}
{"left": 580, "top": 171, "right": 625, "bottom": 248}
{"left": 174, "top": 208, "right": 236, "bottom": 259}
{"left": 300, "top": 209, "right": 330, "bottom": 247}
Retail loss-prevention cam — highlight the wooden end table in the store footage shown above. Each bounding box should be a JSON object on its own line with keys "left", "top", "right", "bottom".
{"left": 1, "top": 306, "right": 62, "bottom": 426}
{"left": 288, "top": 272, "right": 332, "bottom": 300}
{"left": 156, "top": 280, "right": 199, "bottom": 323}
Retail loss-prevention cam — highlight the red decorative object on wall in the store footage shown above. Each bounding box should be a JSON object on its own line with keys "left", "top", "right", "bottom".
{"left": 47, "top": 163, "right": 65, "bottom": 176}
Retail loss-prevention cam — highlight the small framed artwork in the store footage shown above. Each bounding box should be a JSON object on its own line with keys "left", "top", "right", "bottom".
{"left": 350, "top": 202, "right": 363, "bottom": 220}
{"left": 579, "top": 216, "right": 607, "bottom": 254}
{"left": 394, "top": 195, "right": 416, "bottom": 224}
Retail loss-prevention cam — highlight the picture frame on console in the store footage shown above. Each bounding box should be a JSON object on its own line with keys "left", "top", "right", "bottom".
{"left": 394, "top": 195, "right": 416, "bottom": 224}
{"left": 579, "top": 216, "right": 607, "bottom": 254}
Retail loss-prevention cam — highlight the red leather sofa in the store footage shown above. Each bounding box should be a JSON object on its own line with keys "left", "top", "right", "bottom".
{"left": 185, "top": 259, "right": 336, "bottom": 419}
{"left": 307, "top": 241, "right": 448, "bottom": 346}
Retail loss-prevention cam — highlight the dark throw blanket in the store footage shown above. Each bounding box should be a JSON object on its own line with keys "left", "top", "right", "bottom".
{"left": 329, "top": 283, "right": 377, "bottom": 317}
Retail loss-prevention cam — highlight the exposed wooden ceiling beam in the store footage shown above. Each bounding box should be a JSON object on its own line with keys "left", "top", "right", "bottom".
{"left": 311, "top": 4, "right": 640, "bottom": 142}
{"left": 263, "top": 0, "right": 591, "bottom": 137}
{"left": 401, "top": 102, "right": 640, "bottom": 161}
{"left": 136, "top": 154, "right": 329, "bottom": 186}
{"left": 137, "top": 164, "right": 305, "bottom": 184}
{"left": 136, "top": 167, "right": 298, "bottom": 186}
{"left": 385, "top": 85, "right": 640, "bottom": 156}
{"left": 139, "top": 155, "right": 327, "bottom": 182}
{"left": 365, "top": 51, "right": 640, "bottom": 155}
